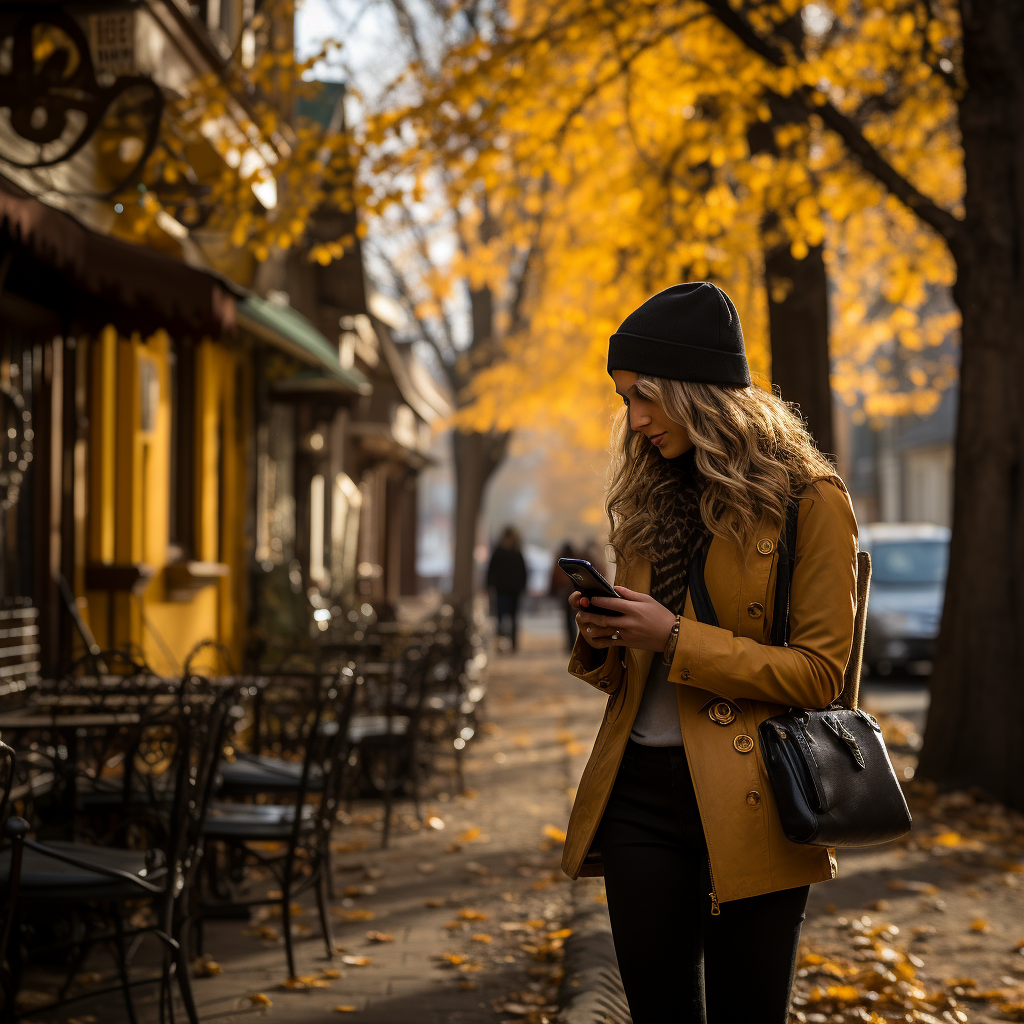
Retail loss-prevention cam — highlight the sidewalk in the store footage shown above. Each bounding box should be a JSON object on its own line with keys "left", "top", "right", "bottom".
{"left": 22, "top": 619, "right": 1024, "bottom": 1023}
{"left": 182, "top": 614, "right": 604, "bottom": 1023}
{"left": 20, "top": 613, "right": 603, "bottom": 1024}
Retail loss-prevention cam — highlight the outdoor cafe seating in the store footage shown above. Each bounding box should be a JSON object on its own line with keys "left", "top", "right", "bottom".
{"left": 0, "top": 604, "right": 487, "bottom": 1022}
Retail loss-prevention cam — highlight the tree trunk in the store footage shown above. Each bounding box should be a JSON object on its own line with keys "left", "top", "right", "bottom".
{"left": 916, "top": 0, "right": 1024, "bottom": 809}
{"left": 764, "top": 240, "right": 834, "bottom": 456}
{"left": 450, "top": 428, "right": 510, "bottom": 607}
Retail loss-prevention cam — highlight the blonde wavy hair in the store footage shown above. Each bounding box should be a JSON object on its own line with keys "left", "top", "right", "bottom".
{"left": 607, "top": 377, "right": 836, "bottom": 561}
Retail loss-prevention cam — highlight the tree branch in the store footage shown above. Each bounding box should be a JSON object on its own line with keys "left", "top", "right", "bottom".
{"left": 700, "top": 0, "right": 964, "bottom": 248}
{"left": 369, "top": 244, "right": 457, "bottom": 389}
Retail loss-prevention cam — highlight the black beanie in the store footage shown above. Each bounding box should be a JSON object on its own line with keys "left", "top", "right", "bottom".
{"left": 607, "top": 282, "right": 751, "bottom": 387}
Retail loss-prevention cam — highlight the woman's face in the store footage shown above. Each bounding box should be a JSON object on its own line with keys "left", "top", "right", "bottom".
{"left": 612, "top": 370, "right": 693, "bottom": 459}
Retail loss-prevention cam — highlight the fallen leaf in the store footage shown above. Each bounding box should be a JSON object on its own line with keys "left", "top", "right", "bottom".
{"left": 322, "top": 969, "right": 342, "bottom": 979}
{"left": 457, "top": 980, "right": 477, "bottom": 990}
{"left": 249, "top": 993, "right": 273, "bottom": 1007}
{"left": 459, "top": 827, "right": 482, "bottom": 842}
{"left": 366, "top": 931, "right": 394, "bottom": 942}
{"left": 424, "top": 898, "right": 445, "bottom": 907}
{"left": 343, "top": 884, "right": 377, "bottom": 897}
{"left": 970, "top": 919, "right": 990, "bottom": 932}
{"left": 333, "top": 1007, "right": 357, "bottom": 1013}
{"left": 458, "top": 908, "right": 488, "bottom": 921}
{"left": 542, "top": 825, "right": 567, "bottom": 843}
{"left": 342, "top": 955, "right": 372, "bottom": 966}
{"left": 337, "top": 909, "right": 376, "bottom": 921}
{"left": 15, "top": 992, "right": 53, "bottom": 1011}
{"left": 332, "top": 840, "right": 370, "bottom": 853}
{"left": 472, "top": 933, "right": 493, "bottom": 943}
{"left": 887, "top": 879, "right": 939, "bottom": 895}
{"left": 192, "top": 956, "right": 222, "bottom": 977}
{"left": 427, "top": 816, "right": 445, "bottom": 830}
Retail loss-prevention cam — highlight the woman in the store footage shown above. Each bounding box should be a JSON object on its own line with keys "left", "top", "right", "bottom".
{"left": 487, "top": 526, "right": 528, "bottom": 651}
{"left": 566, "top": 282, "right": 858, "bottom": 1023}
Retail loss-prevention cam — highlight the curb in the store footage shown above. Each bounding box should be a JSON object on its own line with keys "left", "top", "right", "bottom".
{"left": 558, "top": 877, "right": 632, "bottom": 1024}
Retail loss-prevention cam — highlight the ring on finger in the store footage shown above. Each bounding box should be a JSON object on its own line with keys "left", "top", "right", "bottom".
{"left": 585, "top": 626, "right": 592, "bottom": 634}
{"left": 610, "top": 629, "right": 621, "bottom": 641}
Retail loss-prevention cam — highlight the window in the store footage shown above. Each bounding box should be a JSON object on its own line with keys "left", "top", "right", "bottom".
{"left": 871, "top": 540, "right": 949, "bottom": 585}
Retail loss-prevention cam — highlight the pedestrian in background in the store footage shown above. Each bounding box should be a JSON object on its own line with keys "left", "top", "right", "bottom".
{"left": 564, "top": 282, "right": 859, "bottom": 1023}
{"left": 487, "top": 526, "right": 528, "bottom": 652}
{"left": 549, "top": 541, "right": 579, "bottom": 652}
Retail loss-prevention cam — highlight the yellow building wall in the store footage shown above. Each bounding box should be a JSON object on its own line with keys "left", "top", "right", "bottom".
{"left": 84, "top": 328, "right": 249, "bottom": 676}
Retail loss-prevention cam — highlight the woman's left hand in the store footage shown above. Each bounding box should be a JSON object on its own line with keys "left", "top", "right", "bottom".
{"left": 575, "top": 586, "right": 678, "bottom": 653}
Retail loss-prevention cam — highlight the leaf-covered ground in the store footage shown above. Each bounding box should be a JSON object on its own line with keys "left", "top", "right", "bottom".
{"left": 18, "top": 619, "right": 1023, "bottom": 1023}
{"left": 793, "top": 715, "right": 1024, "bottom": 1024}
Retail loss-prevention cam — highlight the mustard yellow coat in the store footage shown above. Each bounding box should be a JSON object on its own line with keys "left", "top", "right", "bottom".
{"left": 562, "top": 477, "right": 859, "bottom": 905}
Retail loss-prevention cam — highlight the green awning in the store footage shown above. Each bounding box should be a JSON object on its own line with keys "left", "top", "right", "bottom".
{"left": 238, "top": 294, "right": 371, "bottom": 395}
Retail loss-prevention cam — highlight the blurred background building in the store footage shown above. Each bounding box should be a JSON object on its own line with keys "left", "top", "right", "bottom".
{"left": 0, "top": 0, "right": 449, "bottom": 688}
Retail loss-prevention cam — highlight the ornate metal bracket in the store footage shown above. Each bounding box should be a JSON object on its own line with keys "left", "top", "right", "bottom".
{"left": 0, "top": 5, "right": 163, "bottom": 195}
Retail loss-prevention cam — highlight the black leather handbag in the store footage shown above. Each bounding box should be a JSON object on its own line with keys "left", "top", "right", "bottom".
{"left": 690, "top": 500, "right": 912, "bottom": 848}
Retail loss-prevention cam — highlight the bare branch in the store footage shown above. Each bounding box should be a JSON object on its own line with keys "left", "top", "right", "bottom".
{"left": 369, "top": 243, "right": 458, "bottom": 387}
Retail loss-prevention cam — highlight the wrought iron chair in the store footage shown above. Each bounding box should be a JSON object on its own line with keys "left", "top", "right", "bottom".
{"left": 0, "top": 673, "right": 234, "bottom": 1024}
{"left": 202, "top": 666, "right": 357, "bottom": 977}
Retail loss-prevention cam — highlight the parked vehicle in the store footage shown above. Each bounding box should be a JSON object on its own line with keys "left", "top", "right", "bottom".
{"left": 859, "top": 523, "right": 950, "bottom": 677}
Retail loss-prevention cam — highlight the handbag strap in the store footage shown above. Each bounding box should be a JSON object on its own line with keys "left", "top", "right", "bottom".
{"left": 769, "top": 499, "right": 800, "bottom": 648}
{"left": 688, "top": 535, "right": 719, "bottom": 627}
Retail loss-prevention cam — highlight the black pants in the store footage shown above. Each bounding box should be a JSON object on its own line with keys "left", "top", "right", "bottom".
{"left": 495, "top": 592, "right": 520, "bottom": 649}
{"left": 599, "top": 740, "right": 808, "bottom": 1024}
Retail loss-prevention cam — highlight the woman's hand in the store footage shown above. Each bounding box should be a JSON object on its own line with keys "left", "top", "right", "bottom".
{"left": 573, "top": 587, "right": 677, "bottom": 653}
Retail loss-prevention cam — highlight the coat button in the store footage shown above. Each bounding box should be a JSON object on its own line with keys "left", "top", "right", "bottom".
{"left": 733, "top": 734, "right": 754, "bottom": 753}
{"left": 598, "top": 678, "right": 610, "bottom": 688}
{"left": 709, "top": 702, "right": 735, "bottom": 726}
{"left": 757, "top": 538, "right": 774, "bottom": 555}
{"left": 746, "top": 791, "right": 761, "bottom": 805}
{"left": 679, "top": 668, "right": 691, "bottom": 680}
{"left": 747, "top": 602, "right": 764, "bottom": 618}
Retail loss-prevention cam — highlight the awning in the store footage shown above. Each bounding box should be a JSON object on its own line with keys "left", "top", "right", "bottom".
{"left": 238, "top": 294, "right": 371, "bottom": 396}
{"left": 0, "top": 174, "right": 235, "bottom": 337}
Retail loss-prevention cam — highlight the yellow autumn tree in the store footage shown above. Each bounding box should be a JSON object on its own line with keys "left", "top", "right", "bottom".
{"left": 369, "top": 0, "right": 962, "bottom": 455}
{"left": 114, "top": 0, "right": 362, "bottom": 275}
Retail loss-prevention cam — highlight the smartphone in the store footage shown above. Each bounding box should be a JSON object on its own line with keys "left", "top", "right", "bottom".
{"left": 557, "top": 558, "right": 623, "bottom": 617}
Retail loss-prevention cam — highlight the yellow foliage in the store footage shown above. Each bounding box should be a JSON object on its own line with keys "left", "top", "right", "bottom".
{"left": 363, "top": 0, "right": 963, "bottom": 444}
